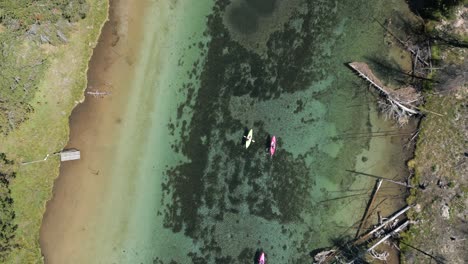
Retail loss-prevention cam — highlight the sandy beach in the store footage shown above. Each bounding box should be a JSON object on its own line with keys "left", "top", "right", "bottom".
{"left": 40, "top": 0, "right": 148, "bottom": 262}
{"left": 40, "top": 0, "right": 214, "bottom": 262}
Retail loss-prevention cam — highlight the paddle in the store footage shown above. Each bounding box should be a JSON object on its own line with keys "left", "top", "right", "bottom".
{"left": 243, "top": 135, "right": 255, "bottom": 143}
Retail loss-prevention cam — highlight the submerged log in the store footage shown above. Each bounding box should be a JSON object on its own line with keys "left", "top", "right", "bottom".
{"left": 355, "top": 179, "right": 383, "bottom": 238}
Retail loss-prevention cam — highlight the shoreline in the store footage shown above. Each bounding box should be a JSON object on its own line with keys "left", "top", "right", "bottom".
{"left": 39, "top": 0, "right": 217, "bottom": 262}
{"left": 0, "top": 1, "right": 109, "bottom": 262}
{"left": 39, "top": 0, "right": 149, "bottom": 262}
{"left": 401, "top": 6, "right": 467, "bottom": 262}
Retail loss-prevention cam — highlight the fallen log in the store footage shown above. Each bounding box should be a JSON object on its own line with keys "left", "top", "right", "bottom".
{"left": 367, "top": 220, "right": 410, "bottom": 252}
{"left": 313, "top": 206, "right": 412, "bottom": 264}
{"left": 344, "top": 221, "right": 410, "bottom": 264}
{"left": 348, "top": 62, "right": 421, "bottom": 118}
{"left": 355, "top": 205, "right": 411, "bottom": 245}
{"left": 348, "top": 62, "right": 423, "bottom": 126}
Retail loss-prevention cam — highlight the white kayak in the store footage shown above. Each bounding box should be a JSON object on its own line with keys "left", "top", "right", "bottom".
{"left": 245, "top": 129, "right": 253, "bottom": 149}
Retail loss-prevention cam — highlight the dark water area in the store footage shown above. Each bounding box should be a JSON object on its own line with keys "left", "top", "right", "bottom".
{"left": 406, "top": 0, "right": 464, "bottom": 19}
{"left": 157, "top": 0, "right": 413, "bottom": 262}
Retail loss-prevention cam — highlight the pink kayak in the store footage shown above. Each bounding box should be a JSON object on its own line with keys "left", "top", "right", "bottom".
{"left": 258, "top": 252, "right": 266, "bottom": 264}
{"left": 270, "top": 136, "right": 276, "bottom": 156}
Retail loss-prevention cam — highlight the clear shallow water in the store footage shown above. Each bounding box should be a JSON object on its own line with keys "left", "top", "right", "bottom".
{"left": 53, "top": 0, "right": 413, "bottom": 263}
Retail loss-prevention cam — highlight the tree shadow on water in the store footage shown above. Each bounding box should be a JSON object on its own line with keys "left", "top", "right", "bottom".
{"left": 253, "top": 249, "right": 264, "bottom": 264}
{"left": 241, "top": 127, "right": 249, "bottom": 146}
{"left": 362, "top": 56, "right": 438, "bottom": 85}
{"left": 406, "top": 0, "right": 464, "bottom": 20}
{"left": 264, "top": 135, "right": 271, "bottom": 153}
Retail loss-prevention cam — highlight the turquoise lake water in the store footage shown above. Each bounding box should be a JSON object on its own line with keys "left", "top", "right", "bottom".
{"left": 78, "top": 0, "right": 414, "bottom": 263}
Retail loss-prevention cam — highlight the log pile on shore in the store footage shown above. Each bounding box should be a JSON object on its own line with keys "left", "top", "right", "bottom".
{"left": 312, "top": 206, "right": 412, "bottom": 264}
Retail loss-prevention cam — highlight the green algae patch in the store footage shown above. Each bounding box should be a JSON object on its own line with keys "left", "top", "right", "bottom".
{"left": 0, "top": 0, "right": 109, "bottom": 262}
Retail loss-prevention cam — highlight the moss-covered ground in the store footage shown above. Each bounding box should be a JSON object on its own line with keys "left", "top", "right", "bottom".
{"left": 401, "top": 6, "right": 467, "bottom": 263}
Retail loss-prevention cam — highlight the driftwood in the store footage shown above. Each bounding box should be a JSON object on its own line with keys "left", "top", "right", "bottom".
{"left": 367, "top": 220, "right": 410, "bottom": 252}
{"left": 314, "top": 250, "right": 337, "bottom": 263}
{"left": 349, "top": 62, "right": 422, "bottom": 125}
{"left": 87, "top": 82, "right": 113, "bottom": 98}
{"left": 87, "top": 90, "right": 111, "bottom": 98}
{"left": 313, "top": 206, "right": 412, "bottom": 264}
{"left": 344, "top": 212, "right": 411, "bottom": 263}
{"left": 369, "top": 249, "right": 389, "bottom": 261}
{"left": 355, "top": 205, "right": 411, "bottom": 245}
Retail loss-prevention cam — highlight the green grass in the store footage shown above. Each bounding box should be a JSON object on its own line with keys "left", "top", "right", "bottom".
{"left": 0, "top": 0, "right": 89, "bottom": 29}
{"left": 401, "top": 4, "right": 467, "bottom": 261}
{"left": 0, "top": 0, "right": 93, "bottom": 135}
{"left": 403, "top": 91, "right": 467, "bottom": 262}
{"left": 431, "top": 44, "right": 442, "bottom": 60}
{"left": 0, "top": 0, "right": 108, "bottom": 262}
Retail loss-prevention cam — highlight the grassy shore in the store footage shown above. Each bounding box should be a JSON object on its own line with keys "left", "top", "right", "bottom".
{"left": 0, "top": 0, "right": 108, "bottom": 262}
{"left": 402, "top": 92, "right": 466, "bottom": 262}
{"left": 401, "top": 6, "right": 467, "bottom": 263}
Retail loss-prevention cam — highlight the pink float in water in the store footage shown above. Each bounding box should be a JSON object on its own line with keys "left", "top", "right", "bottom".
{"left": 270, "top": 136, "right": 276, "bottom": 157}
{"left": 258, "top": 252, "right": 265, "bottom": 264}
